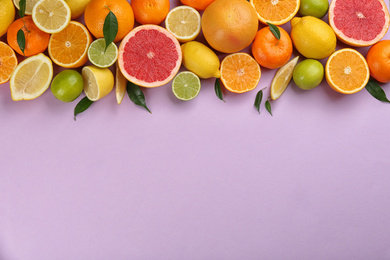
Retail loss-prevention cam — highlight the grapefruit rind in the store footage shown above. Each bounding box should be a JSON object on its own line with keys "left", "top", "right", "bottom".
{"left": 329, "top": 0, "right": 390, "bottom": 47}
{"left": 118, "top": 25, "right": 182, "bottom": 88}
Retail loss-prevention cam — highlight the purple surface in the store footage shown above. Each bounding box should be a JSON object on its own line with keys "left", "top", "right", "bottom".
{"left": 1, "top": 0, "right": 390, "bottom": 259}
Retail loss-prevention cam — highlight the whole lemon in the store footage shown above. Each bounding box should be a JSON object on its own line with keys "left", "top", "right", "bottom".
{"left": 65, "top": 0, "right": 92, "bottom": 19}
{"left": 0, "top": 0, "right": 15, "bottom": 37}
{"left": 291, "top": 16, "right": 337, "bottom": 60}
{"left": 181, "top": 41, "right": 221, "bottom": 79}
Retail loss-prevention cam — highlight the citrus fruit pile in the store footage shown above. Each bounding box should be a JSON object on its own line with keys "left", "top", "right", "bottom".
{"left": 0, "top": 0, "right": 389, "bottom": 112}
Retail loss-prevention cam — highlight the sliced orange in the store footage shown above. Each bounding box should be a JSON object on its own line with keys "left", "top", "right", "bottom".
{"left": 48, "top": 21, "right": 92, "bottom": 68}
{"left": 325, "top": 48, "right": 370, "bottom": 94}
{"left": 250, "top": 0, "right": 299, "bottom": 25}
{"left": 0, "top": 41, "right": 18, "bottom": 84}
{"left": 220, "top": 53, "right": 261, "bottom": 93}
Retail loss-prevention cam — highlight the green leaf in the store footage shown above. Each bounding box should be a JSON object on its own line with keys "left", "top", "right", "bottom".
{"left": 74, "top": 97, "right": 94, "bottom": 121}
{"left": 267, "top": 22, "right": 280, "bottom": 40}
{"left": 214, "top": 78, "right": 225, "bottom": 102}
{"left": 19, "top": 0, "right": 26, "bottom": 18}
{"left": 126, "top": 81, "right": 152, "bottom": 113}
{"left": 365, "top": 78, "right": 390, "bottom": 103}
{"left": 265, "top": 100, "right": 272, "bottom": 116}
{"left": 17, "top": 29, "right": 26, "bottom": 56}
{"left": 103, "top": 9, "right": 118, "bottom": 52}
{"left": 254, "top": 89, "right": 264, "bottom": 114}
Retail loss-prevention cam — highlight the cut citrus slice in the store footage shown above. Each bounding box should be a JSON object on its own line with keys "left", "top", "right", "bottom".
{"left": 13, "top": 0, "right": 39, "bottom": 15}
{"left": 220, "top": 52, "right": 261, "bottom": 93}
{"left": 10, "top": 53, "right": 53, "bottom": 101}
{"left": 115, "top": 62, "right": 127, "bottom": 105}
{"left": 88, "top": 38, "right": 118, "bottom": 68}
{"left": 165, "top": 6, "right": 201, "bottom": 43}
{"left": 250, "top": 0, "right": 300, "bottom": 25}
{"left": 172, "top": 71, "right": 201, "bottom": 101}
{"left": 325, "top": 48, "right": 369, "bottom": 94}
{"left": 48, "top": 21, "right": 92, "bottom": 68}
{"left": 0, "top": 41, "right": 18, "bottom": 84}
{"left": 32, "top": 0, "right": 71, "bottom": 34}
{"left": 82, "top": 65, "right": 114, "bottom": 101}
{"left": 270, "top": 56, "right": 299, "bottom": 100}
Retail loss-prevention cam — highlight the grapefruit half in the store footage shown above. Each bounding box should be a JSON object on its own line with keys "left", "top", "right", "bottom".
{"left": 329, "top": 0, "right": 390, "bottom": 47}
{"left": 118, "top": 25, "right": 182, "bottom": 88}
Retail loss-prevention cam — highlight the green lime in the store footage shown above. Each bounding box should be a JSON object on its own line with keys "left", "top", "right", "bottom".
{"left": 172, "top": 71, "right": 201, "bottom": 101}
{"left": 87, "top": 38, "right": 118, "bottom": 68}
{"left": 51, "top": 70, "right": 84, "bottom": 102}
{"left": 299, "top": 0, "right": 329, "bottom": 18}
{"left": 293, "top": 59, "right": 324, "bottom": 90}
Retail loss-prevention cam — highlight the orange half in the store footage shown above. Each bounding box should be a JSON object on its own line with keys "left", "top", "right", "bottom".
{"left": 0, "top": 41, "right": 18, "bottom": 84}
{"left": 48, "top": 21, "right": 92, "bottom": 68}
{"left": 250, "top": 0, "right": 299, "bottom": 25}
{"left": 220, "top": 53, "right": 261, "bottom": 93}
{"left": 325, "top": 48, "right": 370, "bottom": 94}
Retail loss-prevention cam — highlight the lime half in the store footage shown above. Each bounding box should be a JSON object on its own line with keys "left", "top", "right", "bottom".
{"left": 87, "top": 38, "right": 118, "bottom": 68}
{"left": 172, "top": 71, "right": 201, "bottom": 101}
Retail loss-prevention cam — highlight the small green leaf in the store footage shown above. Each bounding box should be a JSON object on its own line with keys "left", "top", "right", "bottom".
{"left": 103, "top": 8, "right": 118, "bottom": 52}
{"left": 365, "top": 78, "right": 390, "bottom": 103}
{"left": 214, "top": 78, "right": 225, "bottom": 102}
{"left": 265, "top": 100, "right": 272, "bottom": 116}
{"left": 74, "top": 97, "right": 94, "bottom": 120}
{"left": 254, "top": 89, "right": 264, "bottom": 114}
{"left": 267, "top": 23, "right": 280, "bottom": 40}
{"left": 17, "top": 29, "right": 26, "bottom": 56}
{"left": 19, "top": 0, "right": 26, "bottom": 18}
{"left": 127, "top": 81, "right": 152, "bottom": 113}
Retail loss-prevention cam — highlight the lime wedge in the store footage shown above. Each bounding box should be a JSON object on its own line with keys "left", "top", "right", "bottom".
{"left": 172, "top": 71, "right": 201, "bottom": 101}
{"left": 87, "top": 38, "right": 118, "bottom": 68}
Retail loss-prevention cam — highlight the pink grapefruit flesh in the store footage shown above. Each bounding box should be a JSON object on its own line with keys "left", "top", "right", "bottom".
{"left": 329, "top": 0, "right": 390, "bottom": 47}
{"left": 118, "top": 25, "right": 182, "bottom": 88}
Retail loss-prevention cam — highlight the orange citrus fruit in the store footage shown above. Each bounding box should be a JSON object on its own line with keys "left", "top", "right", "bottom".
{"left": 131, "top": 0, "right": 170, "bottom": 25}
{"left": 220, "top": 53, "right": 261, "bottom": 93}
{"left": 7, "top": 16, "right": 50, "bottom": 57}
{"left": 0, "top": 41, "right": 18, "bottom": 84}
{"left": 250, "top": 0, "right": 300, "bottom": 25}
{"left": 48, "top": 21, "right": 92, "bottom": 68}
{"left": 201, "top": 0, "right": 258, "bottom": 53}
{"left": 84, "top": 0, "right": 134, "bottom": 43}
{"left": 325, "top": 48, "right": 370, "bottom": 94}
{"left": 366, "top": 40, "right": 390, "bottom": 83}
{"left": 180, "top": 0, "right": 215, "bottom": 11}
{"left": 251, "top": 26, "right": 293, "bottom": 69}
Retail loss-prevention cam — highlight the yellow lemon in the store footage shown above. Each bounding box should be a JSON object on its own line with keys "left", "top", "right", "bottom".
{"left": 181, "top": 41, "right": 220, "bottom": 79}
{"left": 82, "top": 65, "right": 114, "bottom": 101}
{"left": 0, "top": 0, "right": 15, "bottom": 37}
{"left": 65, "top": 0, "right": 92, "bottom": 19}
{"left": 291, "top": 16, "right": 337, "bottom": 60}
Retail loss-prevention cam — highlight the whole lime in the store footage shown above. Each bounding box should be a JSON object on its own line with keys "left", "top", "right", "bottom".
{"left": 51, "top": 70, "right": 84, "bottom": 102}
{"left": 293, "top": 59, "right": 324, "bottom": 90}
{"left": 299, "top": 0, "right": 329, "bottom": 19}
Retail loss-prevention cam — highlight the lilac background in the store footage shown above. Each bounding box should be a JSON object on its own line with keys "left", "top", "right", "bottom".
{"left": 1, "top": 0, "right": 390, "bottom": 259}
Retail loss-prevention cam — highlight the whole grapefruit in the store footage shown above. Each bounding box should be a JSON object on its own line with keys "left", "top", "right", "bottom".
{"left": 201, "top": 0, "right": 258, "bottom": 53}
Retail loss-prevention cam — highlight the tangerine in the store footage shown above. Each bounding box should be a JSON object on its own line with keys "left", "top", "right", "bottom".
{"left": 251, "top": 26, "right": 293, "bottom": 69}
{"left": 7, "top": 16, "right": 50, "bottom": 57}
{"left": 366, "top": 40, "right": 390, "bottom": 83}
{"left": 84, "top": 0, "right": 134, "bottom": 43}
{"left": 131, "top": 0, "right": 170, "bottom": 25}
{"left": 180, "top": 0, "right": 215, "bottom": 11}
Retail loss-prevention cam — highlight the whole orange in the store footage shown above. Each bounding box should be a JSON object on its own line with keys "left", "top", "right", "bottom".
{"left": 366, "top": 40, "right": 390, "bottom": 83}
{"left": 251, "top": 26, "right": 293, "bottom": 69}
{"left": 180, "top": 0, "right": 215, "bottom": 10}
{"left": 201, "top": 0, "right": 258, "bottom": 53}
{"left": 131, "top": 0, "right": 170, "bottom": 25}
{"left": 7, "top": 16, "right": 50, "bottom": 57}
{"left": 84, "top": 0, "right": 134, "bottom": 43}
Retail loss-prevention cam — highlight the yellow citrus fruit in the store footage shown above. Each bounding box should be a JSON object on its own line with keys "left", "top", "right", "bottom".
{"left": 250, "top": 0, "right": 300, "bottom": 25}
{"left": 65, "top": 0, "right": 92, "bottom": 19}
{"left": 0, "top": 41, "right": 18, "bottom": 84}
{"left": 13, "top": 0, "right": 39, "bottom": 15}
{"left": 290, "top": 16, "right": 337, "bottom": 60}
{"left": 32, "top": 0, "right": 71, "bottom": 34}
{"left": 325, "top": 48, "right": 370, "bottom": 94}
{"left": 270, "top": 56, "right": 299, "bottom": 100}
{"left": 82, "top": 65, "right": 114, "bottom": 101}
{"left": 115, "top": 62, "right": 127, "bottom": 105}
{"left": 165, "top": 5, "right": 201, "bottom": 43}
{"left": 10, "top": 53, "right": 53, "bottom": 101}
{"left": 181, "top": 41, "right": 221, "bottom": 79}
{"left": 0, "top": 0, "right": 15, "bottom": 38}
